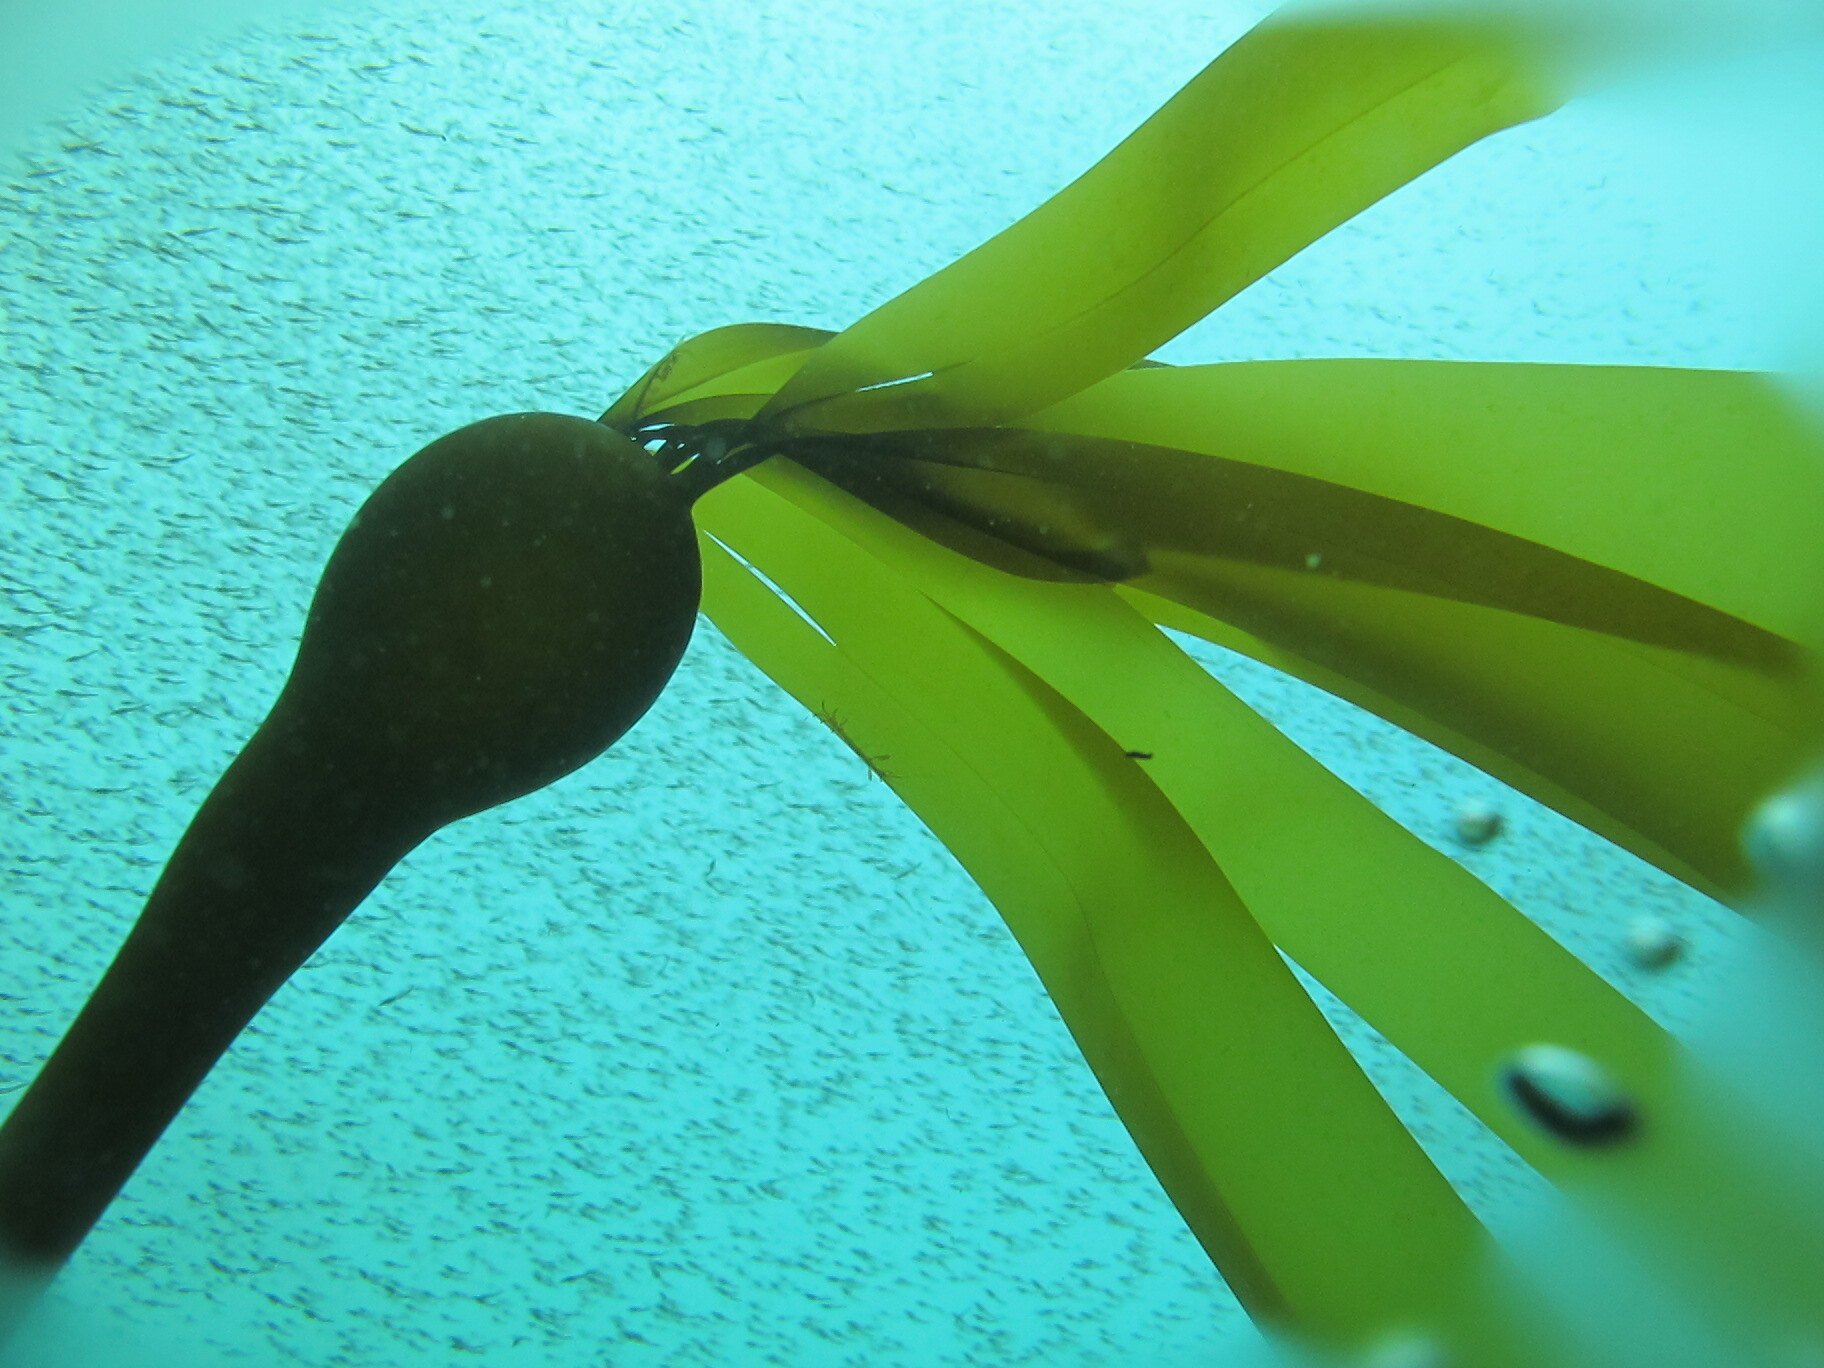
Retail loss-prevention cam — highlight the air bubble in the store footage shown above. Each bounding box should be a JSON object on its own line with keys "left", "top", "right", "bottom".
{"left": 1742, "top": 763, "right": 1824, "bottom": 915}
{"left": 1623, "top": 915, "right": 1684, "bottom": 970}
{"left": 1500, "top": 1043, "right": 1638, "bottom": 1146}
{"left": 1359, "top": 1329, "right": 1447, "bottom": 1368}
{"left": 1452, "top": 800, "right": 1503, "bottom": 847}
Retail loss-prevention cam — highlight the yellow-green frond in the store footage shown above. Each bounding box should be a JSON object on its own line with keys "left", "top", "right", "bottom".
{"left": 755, "top": 10, "right": 1562, "bottom": 436}
{"left": 694, "top": 464, "right": 1501, "bottom": 1349}
{"left": 774, "top": 360, "right": 1824, "bottom": 899}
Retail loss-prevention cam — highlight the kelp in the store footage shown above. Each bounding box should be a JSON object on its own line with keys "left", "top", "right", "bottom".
{"left": 699, "top": 474, "right": 1494, "bottom": 1343}
{"left": 684, "top": 406, "right": 1824, "bottom": 1359}
{"left": 626, "top": 338, "right": 1824, "bottom": 1353}
{"left": 752, "top": 8, "right": 1562, "bottom": 435}
{"left": 604, "top": 3, "right": 1824, "bottom": 1359}
{"left": 6, "top": 2, "right": 1820, "bottom": 1363}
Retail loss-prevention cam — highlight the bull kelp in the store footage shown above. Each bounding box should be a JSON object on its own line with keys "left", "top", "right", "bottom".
{"left": 2, "top": 4, "right": 1820, "bottom": 1365}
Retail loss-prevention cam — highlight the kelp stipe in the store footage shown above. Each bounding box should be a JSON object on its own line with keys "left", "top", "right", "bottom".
{"left": 0, "top": 414, "right": 705, "bottom": 1272}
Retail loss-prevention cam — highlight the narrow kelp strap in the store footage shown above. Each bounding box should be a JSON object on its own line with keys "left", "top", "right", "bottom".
{"left": 1125, "top": 580, "right": 1761, "bottom": 891}
{"left": 601, "top": 322, "right": 831, "bottom": 430}
{"left": 768, "top": 457, "right": 1824, "bottom": 1320}
{"left": 1049, "top": 356, "right": 1824, "bottom": 901}
{"left": 1131, "top": 560, "right": 1803, "bottom": 900}
{"left": 693, "top": 475, "right": 1503, "bottom": 1347}
{"left": 750, "top": 8, "right": 1562, "bottom": 435}
{"left": 608, "top": 324, "right": 1823, "bottom": 901}
{"left": 706, "top": 458, "right": 1824, "bottom": 1350}
{"left": 1026, "top": 360, "right": 1824, "bottom": 656}
{"left": 781, "top": 425, "right": 1800, "bottom": 670}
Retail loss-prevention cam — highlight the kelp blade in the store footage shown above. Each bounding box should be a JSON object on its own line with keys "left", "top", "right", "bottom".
{"left": 601, "top": 323, "right": 831, "bottom": 430}
{"left": 755, "top": 9, "right": 1562, "bottom": 435}
{"left": 693, "top": 469, "right": 1525, "bottom": 1352}
{"left": 610, "top": 333, "right": 1823, "bottom": 899}
{"left": 1027, "top": 360, "right": 1824, "bottom": 655}
{"left": 742, "top": 453, "right": 1824, "bottom": 1348}
{"left": 777, "top": 359, "right": 1824, "bottom": 900}
{"left": 1025, "top": 359, "right": 1824, "bottom": 898}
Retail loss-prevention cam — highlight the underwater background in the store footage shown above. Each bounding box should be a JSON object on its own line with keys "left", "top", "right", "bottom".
{"left": 0, "top": 0, "right": 1817, "bottom": 1364}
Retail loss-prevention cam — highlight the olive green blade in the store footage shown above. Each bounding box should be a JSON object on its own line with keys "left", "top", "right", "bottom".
{"left": 700, "top": 455, "right": 1824, "bottom": 1353}
{"left": 693, "top": 464, "right": 1506, "bottom": 1351}
{"left": 754, "top": 9, "right": 1561, "bottom": 435}
{"left": 602, "top": 322, "right": 832, "bottom": 430}
{"left": 781, "top": 360, "right": 1824, "bottom": 899}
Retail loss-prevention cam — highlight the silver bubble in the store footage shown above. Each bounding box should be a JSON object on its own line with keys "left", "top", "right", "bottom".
{"left": 1500, "top": 1043, "right": 1638, "bottom": 1146}
{"left": 1359, "top": 1330, "right": 1448, "bottom": 1368}
{"left": 1452, "top": 800, "right": 1504, "bottom": 847}
{"left": 1624, "top": 915, "right": 1684, "bottom": 970}
{"left": 1742, "top": 763, "right": 1824, "bottom": 908}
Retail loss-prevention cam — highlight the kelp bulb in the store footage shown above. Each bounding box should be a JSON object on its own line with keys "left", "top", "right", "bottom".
{"left": 277, "top": 411, "right": 702, "bottom": 833}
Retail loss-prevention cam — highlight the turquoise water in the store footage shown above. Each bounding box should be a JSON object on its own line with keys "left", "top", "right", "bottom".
{"left": 0, "top": 2, "right": 1816, "bottom": 1364}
